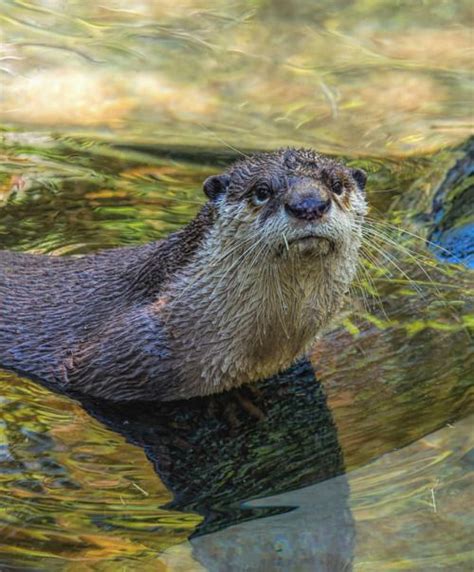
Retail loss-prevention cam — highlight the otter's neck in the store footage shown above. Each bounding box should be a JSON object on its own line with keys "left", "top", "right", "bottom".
{"left": 129, "top": 204, "right": 217, "bottom": 297}
{"left": 156, "top": 222, "right": 360, "bottom": 399}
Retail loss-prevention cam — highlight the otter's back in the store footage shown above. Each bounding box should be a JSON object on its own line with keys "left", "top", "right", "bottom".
{"left": 0, "top": 246, "right": 155, "bottom": 383}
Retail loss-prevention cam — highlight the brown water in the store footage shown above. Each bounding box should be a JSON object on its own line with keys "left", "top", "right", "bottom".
{"left": 0, "top": 1, "right": 473, "bottom": 570}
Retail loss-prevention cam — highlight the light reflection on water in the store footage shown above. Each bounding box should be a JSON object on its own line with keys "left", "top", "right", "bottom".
{"left": 0, "top": 0, "right": 473, "bottom": 155}
{"left": 0, "top": 0, "right": 473, "bottom": 570}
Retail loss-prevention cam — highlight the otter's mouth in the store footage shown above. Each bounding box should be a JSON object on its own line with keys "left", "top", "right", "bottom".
{"left": 285, "top": 233, "right": 334, "bottom": 255}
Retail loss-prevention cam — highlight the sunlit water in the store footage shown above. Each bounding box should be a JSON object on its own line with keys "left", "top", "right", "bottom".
{"left": 0, "top": 1, "right": 473, "bottom": 570}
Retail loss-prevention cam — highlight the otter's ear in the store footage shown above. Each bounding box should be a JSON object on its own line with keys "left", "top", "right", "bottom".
{"left": 351, "top": 168, "right": 367, "bottom": 191}
{"left": 203, "top": 174, "right": 230, "bottom": 201}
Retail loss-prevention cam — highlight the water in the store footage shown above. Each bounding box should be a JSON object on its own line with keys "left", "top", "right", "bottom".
{"left": 1, "top": 0, "right": 472, "bottom": 156}
{"left": 0, "top": 1, "right": 473, "bottom": 570}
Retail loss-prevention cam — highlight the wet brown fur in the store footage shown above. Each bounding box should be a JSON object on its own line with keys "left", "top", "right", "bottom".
{"left": 0, "top": 148, "right": 367, "bottom": 401}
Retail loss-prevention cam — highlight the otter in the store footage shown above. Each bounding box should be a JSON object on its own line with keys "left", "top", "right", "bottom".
{"left": 0, "top": 148, "right": 367, "bottom": 401}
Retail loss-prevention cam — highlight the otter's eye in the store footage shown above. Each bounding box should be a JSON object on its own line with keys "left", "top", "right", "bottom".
{"left": 331, "top": 180, "right": 344, "bottom": 195}
{"left": 253, "top": 185, "right": 272, "bottom": 206}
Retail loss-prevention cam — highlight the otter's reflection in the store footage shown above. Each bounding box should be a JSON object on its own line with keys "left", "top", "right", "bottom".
{"left": 77, "top": 359, "right": 354, "bottom": 571}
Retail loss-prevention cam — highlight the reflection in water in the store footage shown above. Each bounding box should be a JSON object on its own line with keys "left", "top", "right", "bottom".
{"left": 79, "top": 359, "right": 354, "bottom": 571}
{"left": 350, "top": 414, "right": 474, "bottom": 571}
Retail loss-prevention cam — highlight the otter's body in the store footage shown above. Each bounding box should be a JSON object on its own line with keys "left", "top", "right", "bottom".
{"left": 0, "top": 149, "right": 367, "bottom": 401}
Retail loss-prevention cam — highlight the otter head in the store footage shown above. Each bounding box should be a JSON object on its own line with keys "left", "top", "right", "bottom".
{"left": 202, "top": 148, "right": 368, "bottom": 261}
{"left": 163, "top": 149, "right": 369, "bottom": 394}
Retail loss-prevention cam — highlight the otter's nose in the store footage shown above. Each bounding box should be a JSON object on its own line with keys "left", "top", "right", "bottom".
{"left": 285, "top": 197, "right": 331, "bottom": 221}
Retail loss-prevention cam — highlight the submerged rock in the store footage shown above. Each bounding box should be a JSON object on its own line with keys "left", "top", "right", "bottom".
{"left": 428, "top": 137, "right": 474, "bottom": 268}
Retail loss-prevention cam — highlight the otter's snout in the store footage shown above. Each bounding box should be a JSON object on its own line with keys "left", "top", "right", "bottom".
{"left": 285, "top": 195, "right": 331, "bottom": 221}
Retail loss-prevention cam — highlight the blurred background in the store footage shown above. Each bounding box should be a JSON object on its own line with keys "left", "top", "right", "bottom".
{"left": 1, "top": 0, "right": 472, "bottom": 155}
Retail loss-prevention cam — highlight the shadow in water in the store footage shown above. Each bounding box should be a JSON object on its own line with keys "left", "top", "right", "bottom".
{"left": 77, "top": 359, "right": 353, "bottom": 571}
